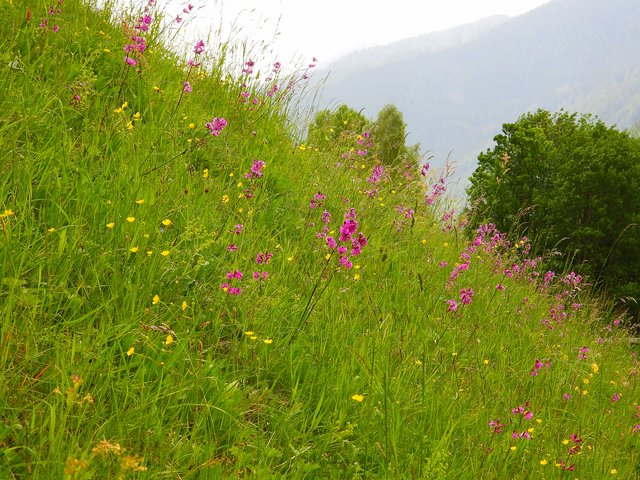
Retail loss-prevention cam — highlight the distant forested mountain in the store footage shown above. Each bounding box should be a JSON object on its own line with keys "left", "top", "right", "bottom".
{"left": 315, "top": 0, "right": 640, "bottom": 186}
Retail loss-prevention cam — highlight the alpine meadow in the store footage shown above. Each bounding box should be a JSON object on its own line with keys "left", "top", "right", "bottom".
{"left": 0, "top": 0, "right": 639, "bottom": 479}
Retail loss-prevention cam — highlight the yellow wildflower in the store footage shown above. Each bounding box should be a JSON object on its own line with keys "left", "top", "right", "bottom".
{"left": 263, "top": 339, "right": 273, "bottom": 345}
{"left": 181, "top": 301, "right": 188, "bottom": 311}
{"left": 203, "top": 169, "right": 209, "bottom": 178}
{"left": 106, "top": 222, "right": 115, "bottom": 229}
{"left": 162, "top": 219, "right": 172, "bottom": 226}
{"left": 165, "top": 335, "right": 173, "bottom": 346}
{"left": 126, "top": 217, "right": 135, "bottom": 223}
{"left": 161, "top": 250, "right": 170, "bottom": 257}
{"left": 127, "top": 347, "right": 135, "bottom": 356}
{"left": 351, "top": 394, "right": 364, "bottom": 402}
{"left": 135, "top": 199, "right": 144, "bottom": 204}
{"left": 130, "top": 246, "right": 139, "bottom": 253}
{"left": 152, "top": 294, "right": 160, "bottom": 305}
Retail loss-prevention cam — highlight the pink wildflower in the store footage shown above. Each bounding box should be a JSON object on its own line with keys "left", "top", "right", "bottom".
{"left": 206, "top": 117, "right": 227, "bottom": 136}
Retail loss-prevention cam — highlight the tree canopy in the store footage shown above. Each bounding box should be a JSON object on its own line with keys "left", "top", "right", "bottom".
{"left": 306, "top": 104, "right": 370, "bottom": 149}
{"left": 307, "top": 103, "right": 421, "bottom": 168}
{"left": 467, "top": 109, "right": 640, "bottom": 317}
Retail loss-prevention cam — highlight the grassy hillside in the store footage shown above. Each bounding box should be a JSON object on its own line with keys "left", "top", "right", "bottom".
{"left": 1, "top": 1, "right": 638, "bottom": 478}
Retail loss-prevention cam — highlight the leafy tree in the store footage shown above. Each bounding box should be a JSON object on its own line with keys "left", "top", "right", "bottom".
{"left": 372, "top": 104, "right": 407, "bottom": 165}
{"left": 307, "top": 104, "right": 370, "bottom": 148}
{"left": 467, "top": 109, "right": 640, "bottom": 318}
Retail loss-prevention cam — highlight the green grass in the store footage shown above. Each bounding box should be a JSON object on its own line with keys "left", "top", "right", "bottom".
{"left": 0, "top": 0, "right": 638, "bottom": 478}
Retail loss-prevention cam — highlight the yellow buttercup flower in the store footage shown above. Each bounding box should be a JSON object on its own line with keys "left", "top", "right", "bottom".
{"left": 152, "top": 294, "right": 160, "bottom": 305}
{"left": 165, "top": 335, "right": 173, "bottom": 346}
{"left": 106, "top": 222, "right": 115, "bottom": 229}
{"left": 161, "top": 250, "right": 170, "bottom": 257}
{"left": 126, "top": 217, "right": 135, "bottom": 223}
{"left": 130, "top": 246, "right": 139, "bottom": 253}
{"left": 351, "top": 394, "right": 364, "bottom": 402}
{"left": 126, "top": 347, "right": 135, "bottom": 356}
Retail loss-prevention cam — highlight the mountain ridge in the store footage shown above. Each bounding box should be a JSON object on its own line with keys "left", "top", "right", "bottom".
{"left": 316, "top": 0, "right": 640, "bottom": 184}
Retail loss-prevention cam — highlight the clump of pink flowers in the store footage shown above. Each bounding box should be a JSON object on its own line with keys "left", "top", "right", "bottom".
{"left": 123, "top": 0, "right": 156, "bottom": 67}
{"left": 309, "top": 192, "right": 326, "bottom": 209}
{"left": 325, "top": 208, "right": 367, "bottom": 270}
{"left": 511, "top": 403, "right": 533, "bottom": 420}
{"left": 530, "top": 358, "right": 550, "bottom": 376}
{"left": 460, "top": 287, "right": 474, "bottom": 305}
{"left": 221, "top": 270, "right": 243, "bottom": 295}
{"left": 39, "top": 0, "right": 63, "bottom": 32}
{"left": 489, "top": 419, "right": 505, "bottom": 434}
{"left": 206, "top": 117, "right": 227, "bottom": 136}
{"left": 245, "top": 159, "right": 265, "bottom": 179}
{"left": 255, "top": 251, "right": 273, "bottom": 264}
{"left": 577, "top": 346, "right": 590, "bottom": 360}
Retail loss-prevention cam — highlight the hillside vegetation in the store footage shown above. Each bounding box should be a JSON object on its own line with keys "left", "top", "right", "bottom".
{"left": 0, "top": 1, "right": 638, "bottom": 478}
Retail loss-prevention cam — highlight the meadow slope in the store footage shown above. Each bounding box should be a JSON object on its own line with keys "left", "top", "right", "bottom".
{"left": 0, "top": 1, "right": 638, "bottom": 478}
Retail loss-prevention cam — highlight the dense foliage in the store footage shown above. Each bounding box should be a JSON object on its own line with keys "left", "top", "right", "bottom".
{"left": 308, "top": 103, "right": 420, "bottom": 167}
{"left": 1, "top": 1, "right": 638, "bottom": 478}
{"left": 306, "top": 104, "right": 370, "bottom": 148}
{"left": 467, "top": 109, "right": 640, "bottom": 318}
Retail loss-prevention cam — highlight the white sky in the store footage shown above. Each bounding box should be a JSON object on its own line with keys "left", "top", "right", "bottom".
{"left": 167, "top": 0, "right": 553, "bottom": 66}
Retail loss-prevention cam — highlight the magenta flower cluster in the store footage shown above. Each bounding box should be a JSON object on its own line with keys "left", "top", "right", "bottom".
{"left": 245, "top": 159, "right": 265, "bottom": 179}
{"left": 174, "top": 2, "right": 193, "bottom": 24}
{"left": 255, "top": 252, "right": 273, "bottom": 264}
{"left": 530, "top": 358, "right": 550, "bottom": 376}
{"left": 511, "top": 403, "right": 533, "bottom": 420}
{"left": 425, "top": 177, "right": 446, "bottom": 206}
{"left": 39, "top": 0, "right": 63, "bottom": 32}
{"left": 325, "top": 208, "right": 367, "bottom": 270}
{"left": 206, "top": 117, "right": 227, "bottom": 136}
{"left": 221, "top": 270, "right": 242, "bottom": 295}
{"left": 123, "top": 1, "right": 155, "bottom": 67}
{"left": 309, "top": 192, "right": 326, "bottom": 210}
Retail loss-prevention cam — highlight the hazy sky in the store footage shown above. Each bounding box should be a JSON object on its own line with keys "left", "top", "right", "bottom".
{"left": 172, "top": 0, "right": 553, "bottom": 66}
